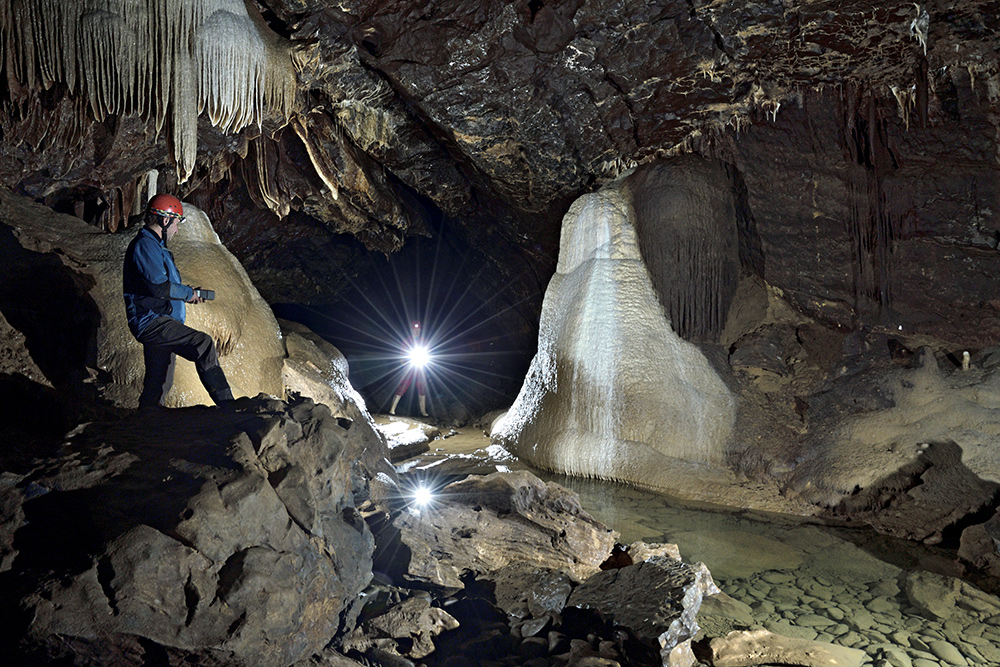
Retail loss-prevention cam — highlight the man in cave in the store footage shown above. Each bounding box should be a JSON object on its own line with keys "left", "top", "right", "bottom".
{"left": 390, "top": 320, "right": 429, "bottom": 416}
{"left": 122, "top": 194, "right": 234, "bottom": 407}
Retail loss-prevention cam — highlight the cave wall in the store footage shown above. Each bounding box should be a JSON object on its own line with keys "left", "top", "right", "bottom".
{"left": 717, "top": 80, "right": 1000, "bottom": 348}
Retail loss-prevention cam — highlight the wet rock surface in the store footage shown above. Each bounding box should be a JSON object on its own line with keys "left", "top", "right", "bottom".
{"left": 0, "top": 396, "right": 388, "bottom": 666}
{"left": 710, "top": 564, "right": 1000, "bottom": 667}
{"left": 393, "top": 471, "right": 617, "bottom": 591}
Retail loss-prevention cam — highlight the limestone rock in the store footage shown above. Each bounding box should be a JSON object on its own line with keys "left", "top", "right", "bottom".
{"left": 280, "top": 318, "right": 363, "bottom": 419}
{"left": 706, "top": 628, "right": 866, "bottom": 667}
{"left": 904, "top": 570, "right": 963, "bottom": 620}
{"left": 376, "top": 418, "right": 438, "bottom": 462}
{"left": 394, "top": 471, "right": 617, "bottom": 591}
{"left": 0, "top": 472, "right": 25, "bottom": 572}
{"left": 959, "top": 508, "right": 1000, "bottom": 582}
{"left": 278, "top": 318, "right": 395, "bottom": 502}
{"left": 0, "top": 310, "right": 49, "bottom": 387}
{"left": 786, "top": 350, "right": 1000, "bottom": 542}
{"left": 904, "top": 569, "right": 1000, "bottom": 624}
{"left": 697, "top": 592, "right": 757, "bottom": 639}
{"left": 567, "top": 555, "right": 705, "bottom": 665}
{"left": 626, "top": 540, "right": 682, "bottom": 563}
{"left": 493, "top": 163, "right": 736, "bottom": 488}
{"left": 0, "top": 397, "right": 380, "bottom": 666}
{"left": 359, "top": 596, "right": 459, "bottom": 659}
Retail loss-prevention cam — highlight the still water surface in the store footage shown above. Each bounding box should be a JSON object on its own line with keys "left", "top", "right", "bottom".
{"left": 399, "top": 427, "right": 1000, "bottom": 666}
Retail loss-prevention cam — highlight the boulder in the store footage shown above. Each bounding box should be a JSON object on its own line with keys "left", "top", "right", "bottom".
{"left": 394, "top": 471, "right": 617, "bottom": 592}
{"left": 903, "top": 570, "right": 963, "bottom": 621}
{"left": 0, "top": 396, "right": 385, "bottom": 666}
{"left": 356, "top": 596, "right": 459, "bottom": 659}
{"left": 376, "top": 418, "right": 438, "bottom": 462}
{"left": 567, "top": 555, "right": 707, "bottom": 666}
{"left": 280, "top": 318, "right": 364, "bottom": 419}
{"left": 903, "top": 570, "right": 1000, "bottom": 622}
{"left": 278, "top": 318, "right": 394, "bottom": 499}
{"left": 959, "top": 508, "right": 1000, "bottom": 582}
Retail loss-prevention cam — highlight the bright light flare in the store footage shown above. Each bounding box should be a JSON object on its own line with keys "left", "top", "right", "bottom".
{"left": 407, "top": 344, "right": 431, "bottom": 368}
{"left": 412, "top": 484, "right": 434, "bottom": 508}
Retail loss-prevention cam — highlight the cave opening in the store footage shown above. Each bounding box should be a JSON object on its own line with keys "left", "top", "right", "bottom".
{"left": 273, "top": 217, "right": 539, "bottom": 420}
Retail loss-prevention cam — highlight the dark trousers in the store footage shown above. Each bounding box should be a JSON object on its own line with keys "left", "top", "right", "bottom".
{"left": 135, "top": 316, "right": 232, "bottom": 407}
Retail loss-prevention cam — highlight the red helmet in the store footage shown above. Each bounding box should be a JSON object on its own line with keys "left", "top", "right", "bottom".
{"left": 147, "top": 193, "right": 183, "bottom": 218}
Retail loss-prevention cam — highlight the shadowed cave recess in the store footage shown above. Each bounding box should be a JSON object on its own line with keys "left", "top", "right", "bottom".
{"left": 2, "top": 1, "right": 1000, "bottom": 666}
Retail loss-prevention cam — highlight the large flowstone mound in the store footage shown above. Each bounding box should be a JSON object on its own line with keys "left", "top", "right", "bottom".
{"left": 0, "top": 186, "right": 285, "bottom": 409}
{"left": 492, "top": 158, "right": 737, "bottom": 485}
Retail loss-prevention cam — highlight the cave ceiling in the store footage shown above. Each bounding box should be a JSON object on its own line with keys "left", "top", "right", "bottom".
{"left": 1, "top": 0, "right": 999, "bottom": 349}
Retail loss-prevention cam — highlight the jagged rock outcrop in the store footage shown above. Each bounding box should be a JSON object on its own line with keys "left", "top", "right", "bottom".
{"left": 279, "top": 317, "right": 393, "bottom": 480}
{"left": 783, "top": 347, "right": 1000, "bottom": 544}
{"left": 342, "top": 594, "right": 460, "bottom": 661}
{"left": 959, "top": 509, "right": 1000, "bottom": 583}
{"left": 567, "top": 556, "right": 709, "bottom": 667}
{"left": 0, "top": 396, "right": 392, "bottom": 667}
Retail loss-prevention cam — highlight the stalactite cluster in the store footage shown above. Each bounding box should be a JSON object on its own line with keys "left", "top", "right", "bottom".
{"left": 244, "top": 134, "right": 288, "bottom": 218}
{"left": 626, "top": 156, "right": 741, "bottom": 342}
{"left": 843, "top": 87, "right": 900, "bottom": 323}
{"left": 0, "top": 0, "right": 300, "bottom": 182}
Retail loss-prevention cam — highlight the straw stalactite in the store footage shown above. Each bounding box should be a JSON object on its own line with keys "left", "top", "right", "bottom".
{"left": 843, "top": 86, "right": 899, "bottom": 322}
{"left": 626, "top": 156, "right": 741, "bottom": 343}
{"left": 1, "top": 0, "right": 300, "bottom": 182}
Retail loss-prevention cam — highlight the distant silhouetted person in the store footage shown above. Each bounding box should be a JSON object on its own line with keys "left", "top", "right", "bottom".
{"left": 123, "top": 194, "right": 233, "bottom": 407}
{"left": 390, "top": 320, "right": 428, "bottom": 416}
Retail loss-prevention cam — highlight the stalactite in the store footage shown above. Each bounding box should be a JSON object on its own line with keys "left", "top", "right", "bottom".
{"left": 293, "top": 114, "right": 341, "bottom": 201}
{"left": 1, "top": 0, "right": 300, "bottom": 182}
{"left": 626, "top": 156, "right": 740, "bottom": 342}
{"left": 842, "top": 87, "right": 900, "bottom": 323}
{"left": 244, "top": 134, "right": 289, "bottom": 218}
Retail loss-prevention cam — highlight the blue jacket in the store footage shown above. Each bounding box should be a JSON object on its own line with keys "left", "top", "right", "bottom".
{"left": 123, "top": 227, "right": 194, "bottom": 335}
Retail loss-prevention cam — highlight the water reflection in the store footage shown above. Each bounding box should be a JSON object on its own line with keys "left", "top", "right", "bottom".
{"left": 399, "top": 434, "right": 1000, "bottom": 666}
{"left": 536, "top": 473, "right": 1000, "bottom": 667}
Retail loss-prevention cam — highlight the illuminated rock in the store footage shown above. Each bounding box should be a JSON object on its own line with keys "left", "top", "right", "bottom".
{"left": 394, "top": 471, "right": 617, "bottom": 592}
{"left": 154, "top": 204, "right": 287, "bottom": 406}
{"left": 0, "top": 189, "right": 285, "bottom": 407}
{"left": 493, "top": 169, "right": 736, "bottom": 485}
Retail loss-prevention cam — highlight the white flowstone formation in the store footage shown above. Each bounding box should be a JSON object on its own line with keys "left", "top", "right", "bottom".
{"left": 155, "top": 204, "right": 287, "bottom": 406}
{"left": 492, "top": 179, "right": 735, "bottom": 486}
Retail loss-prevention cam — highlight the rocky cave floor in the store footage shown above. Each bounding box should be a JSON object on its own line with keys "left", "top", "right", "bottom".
{"left": 3, "top": 318, "right": 1000, "bottom": 667}
{"left": 369, "top": 415, "right": 1000, "bottom": 667}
